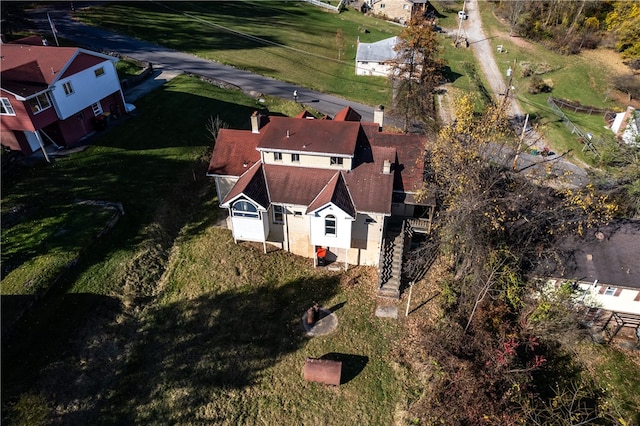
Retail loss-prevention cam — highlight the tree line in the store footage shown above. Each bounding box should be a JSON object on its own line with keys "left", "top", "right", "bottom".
{"left": 492, "top": 0, "right": 640, "bottom": 66}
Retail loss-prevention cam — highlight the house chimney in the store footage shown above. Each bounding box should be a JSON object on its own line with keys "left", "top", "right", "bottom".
{"left": 286, "top": 130, "right": 290, "bottom": 138}
{"left": 250, "top": 111, "right": 260, "bottom": 134}
{"left": 382, "top": 159, "right": 391, "bottom": 174}
{"left": 374, "top": 105, "right": 384, "bottom": 130}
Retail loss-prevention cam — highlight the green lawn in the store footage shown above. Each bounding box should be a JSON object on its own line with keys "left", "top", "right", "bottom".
{"left": 1, "top": 75, "right": 408, "bottom": 425}
{"left": 473, "top": 1, "right": 625, "bottom": 165}
{"left": 115, "top": 59, "right": 144, "bottom": 80}
{"left": 74, "top": 1, "right": 401, "bottom": 107}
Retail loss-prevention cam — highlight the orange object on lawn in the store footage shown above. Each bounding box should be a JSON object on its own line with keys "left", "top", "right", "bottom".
{"left": 317, "top": 248, "right": 327, "bottom": 258}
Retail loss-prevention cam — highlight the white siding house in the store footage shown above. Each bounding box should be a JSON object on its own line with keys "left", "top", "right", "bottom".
{"left": 355, "top": 36, "right": 399, "bottom": 76}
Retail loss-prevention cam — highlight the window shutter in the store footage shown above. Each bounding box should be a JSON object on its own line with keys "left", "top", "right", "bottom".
{"left": 598, "top": 286, "right": 607, "bottom": 294}
{"left": 613, "top": 288, "right": 622, "bottom": 297}
{"left": 634, "top": 291, "right": 640, "bottom": 302}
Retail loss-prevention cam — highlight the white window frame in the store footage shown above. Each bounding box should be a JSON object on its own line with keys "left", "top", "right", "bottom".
{"left": 274, "top": 152, "right": 283, "bottom": 161}
{"left": 94, "top": 67, "right": 105, "bottom": 78}
{"left": 273, "top": 205, "right": 284, "bottom": 223}
{"left": 330, "top": 157, "right": 343, "bottom": 166}
{"left": 604, "top": 287, "right": 617, "bottom": 296}
{"left": 27, "top": 93, "right": 52, "bottom": 114}
{"left": 232, "top": 200, "right": 259, "bottom": 218}
{"left": 325, "top": 215, "right": 337, "bottom": 236}
{"left": 291, "top": 153, "right": 300, "bottom": 162}
{"left": 380, "top": 3, "right": 385, "bottom": 9}
{"left": 92, "top": 102, "right": 103, "bottom": 116}
{"left": 1, "top": 98, "right": 16, "bottom": 115}
{"left": 62, "top": 81, "right": 74, "bottom": 96}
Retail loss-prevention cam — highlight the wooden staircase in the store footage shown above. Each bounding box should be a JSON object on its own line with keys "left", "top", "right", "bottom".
{"left": 377, "top": 222, "right": 409, "bottom": 299}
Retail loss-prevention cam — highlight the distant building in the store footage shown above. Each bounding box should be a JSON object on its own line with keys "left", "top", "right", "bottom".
{"left": 355, "top": 36, "right": 399, "bottom": 76}
{"left": 366, "top": 0, "right": 429, "bottom": 24}
{"left": 609, "top": 106, "right": 639, "bottom": 146}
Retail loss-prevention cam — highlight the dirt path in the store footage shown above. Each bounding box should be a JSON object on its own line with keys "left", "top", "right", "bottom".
{"left": 463, "top": 0, "right": 522, "bottom": 117}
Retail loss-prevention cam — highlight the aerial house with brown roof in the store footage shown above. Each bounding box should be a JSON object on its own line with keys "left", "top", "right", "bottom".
{"left": 207, "top": 106, "right": 434, "bottom": 297}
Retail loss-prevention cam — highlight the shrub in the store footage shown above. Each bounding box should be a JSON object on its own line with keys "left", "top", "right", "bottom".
{"left": 528, "top": 76, "right": 552, "bottom": 94}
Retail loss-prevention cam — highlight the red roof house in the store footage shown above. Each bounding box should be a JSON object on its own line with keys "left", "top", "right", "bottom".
{"left": 207, "top": 106, "right": 434, "bottom": 295}
{"left": 1, "top": 38, "right": 126, "bottom": 156}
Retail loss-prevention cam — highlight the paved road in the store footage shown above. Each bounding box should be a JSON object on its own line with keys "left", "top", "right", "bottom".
{"left": 26, "top": 3, "right": 379, "bottom": 122}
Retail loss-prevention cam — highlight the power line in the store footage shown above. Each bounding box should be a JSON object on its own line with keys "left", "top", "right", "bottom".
{"left": 149, "top": 1, "right": 345, "bottom": 64}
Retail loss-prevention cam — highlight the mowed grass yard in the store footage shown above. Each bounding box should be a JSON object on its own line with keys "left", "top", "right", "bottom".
{"left": 74, "top": 1, "right": 400, "bottom": 107}
{"left": 1, "top": 75, "right": 409, "bottom": 425}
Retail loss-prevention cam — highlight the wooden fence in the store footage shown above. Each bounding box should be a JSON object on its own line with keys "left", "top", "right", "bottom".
{"left": 547, "top": 97, "right": 601, "bottom": 156}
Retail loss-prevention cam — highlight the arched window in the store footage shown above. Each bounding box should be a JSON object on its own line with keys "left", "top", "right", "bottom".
{"left": 325, "top": 215, "right": 336, "bottom": 235}
{"left": 232, "top": 200, "right": 259, "bottom": 218}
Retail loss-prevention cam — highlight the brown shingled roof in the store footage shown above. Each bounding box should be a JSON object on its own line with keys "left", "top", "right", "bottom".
{"left": 333, "top": 106, "right": 362, "bottom": 122}
{"left": 263, "top": 165, "right": 337, "bottom": 206}
{"left": 221, "top": 162, "right": 269, "bottom": 208}
{"left": 306, "top": 172, "right": 356, "bottom": 218}
{"left": 257, "top": 116, "right": 359, "bottom": 156}
{"left": 362, "top": 123, "right": 428, "bottom": 195}
{"left": 344, "top": 145, "right": 394, "bottom": 214}
{"left": 210, "top": 110, "right": 430, "bottom": 215}
{"left": 207, "top": 129, "right": 261, "bottom": 176}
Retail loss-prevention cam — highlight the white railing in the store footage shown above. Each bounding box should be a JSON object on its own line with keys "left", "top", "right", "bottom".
{"left": 301, "top": 0, "right": 343, "bottom": 13}
{"left": 406, "top": 218, "right": 431, "bottom": 232}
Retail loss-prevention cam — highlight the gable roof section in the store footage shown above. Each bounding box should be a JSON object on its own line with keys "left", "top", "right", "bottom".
{"left": 356, "top": 36, "right": 399, "bottom": 62}
{"left": 207, "top": 129, "right": 261, "bottom": 176}
{"left": 1, "top": 44, "right": 117, "bottom": 98}
{"left": 344, "top": 145, "right": 395, "bottom": 214}
{"left": 306, "top": 172, "right": 356, "bottom": 218}
{"left": 220, "top": 162, "right": 269, "bottom": 209}
{"left": 333, "top": 106, "right": 362, "bottom": 122}
{"left": 60, "top": 52, "right": 111, "bottom": 79}
{"left": 257, "top": 116, "right": 359, "bottom": 156}
{"left": 0, "top": 61, "right": 49, "bottom": 98}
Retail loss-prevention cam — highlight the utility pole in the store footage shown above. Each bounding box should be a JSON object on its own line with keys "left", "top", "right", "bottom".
{"left": 454, "top": 0, "right": 468, "bottom": 48}
{"left": 47, "top": 13, "right": 59, "bottom": 46}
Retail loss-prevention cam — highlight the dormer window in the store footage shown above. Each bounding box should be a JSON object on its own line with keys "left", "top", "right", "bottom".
{"left": 330, "top": 157, "right": 343, "bottom": 166}
{"left": 274, "top": 152, "right": 283, "bottom": 161}
{"left": 291, "top": 153, "right": 300, "bottom": 162}
{"left": 232, "top": 200, "right": 259, "bottom": 218}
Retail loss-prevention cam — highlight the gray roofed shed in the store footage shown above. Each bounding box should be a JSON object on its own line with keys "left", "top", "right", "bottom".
{"left": 355, "top": 36, "right": 399, "bottom": 63}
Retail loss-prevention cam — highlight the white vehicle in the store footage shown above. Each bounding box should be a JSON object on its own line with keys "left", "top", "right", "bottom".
{"left": 458, "top": 11, "right": 468, "bottom": 20}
